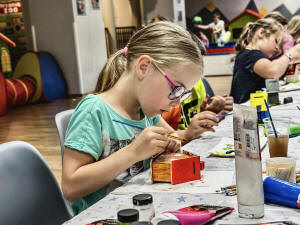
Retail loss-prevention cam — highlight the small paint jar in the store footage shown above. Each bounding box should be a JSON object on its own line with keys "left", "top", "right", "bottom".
{"left": 157, "top": 220, "right": 181, "bottom": 225}
{"left": 133, "top": 194, "right": 155, "bottom": 221}
{"left": 117, "top": 208, "right": 139, "bottom": 225}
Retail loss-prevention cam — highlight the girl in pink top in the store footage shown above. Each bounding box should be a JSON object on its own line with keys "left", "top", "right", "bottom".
{"left": 283, "top": 15, "right": 300, "bottom": 51}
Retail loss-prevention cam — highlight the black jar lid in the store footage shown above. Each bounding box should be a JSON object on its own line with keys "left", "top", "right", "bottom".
{"left": 157, "top": 220, "right": 181, "bottom": 225}
{"left": 132, "top": 222, "right": 153, "bottom": 225}
{"left": 117, "top": 208, "right": 139, "bottom": 222}
{"left": 133, "top": 194, "right": 153, "bottom": 205}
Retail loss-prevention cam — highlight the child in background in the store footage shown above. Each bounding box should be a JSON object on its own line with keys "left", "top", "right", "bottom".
{"left": 62, "top": 22, "right": 215, "bottom": 215}
{"left": 230, "top": 18, "right": 300, "bottom": 103}
{"left": 194, "top": 13, "right": 226, "bottom": 46}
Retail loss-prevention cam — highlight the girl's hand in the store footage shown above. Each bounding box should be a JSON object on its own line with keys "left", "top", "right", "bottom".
{"left": 202, "top": 96, "right": 226, "bottom": 114}
{"left": 206, "top": 96, "right": 226, "bottom": 113}
{"left": 165, "top": 133, "right": 181, "bottom": 153}
{"left": 128, "top": 126, "right": 169, "bottom": 162}
{"left": 218, "top": 96, "right": 234, "bottom": 116}
{"left": 185, "top": 111, "right": 220, "bottom": 140}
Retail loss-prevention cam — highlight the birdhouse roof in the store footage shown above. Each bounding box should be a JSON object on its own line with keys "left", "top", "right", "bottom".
{"left": 226, "top": 9, "right": 262, "bottom": 26}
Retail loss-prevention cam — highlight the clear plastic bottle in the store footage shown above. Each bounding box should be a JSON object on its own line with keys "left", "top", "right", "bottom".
{"left": 133, "top": 194, "right": 155, "bottom": 221}
{"left": 233, "top": 105, "right": 264, "bottom": 218}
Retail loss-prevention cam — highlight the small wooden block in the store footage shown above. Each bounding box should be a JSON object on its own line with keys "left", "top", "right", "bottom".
{"left": 151, "top": 152, "right": 201, "bottom": 185}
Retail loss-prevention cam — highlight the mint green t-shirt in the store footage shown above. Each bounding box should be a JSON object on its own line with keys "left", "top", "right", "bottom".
{"left": 64, "top": 94, "right": 161, "bottom": 215}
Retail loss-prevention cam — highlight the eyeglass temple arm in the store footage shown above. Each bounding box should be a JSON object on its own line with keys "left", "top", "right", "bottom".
{"left": 152, "top": 61, "right": 177, "bottom": 87}
{"left": 164, "top": 74, "right": 176, "bottom": 87}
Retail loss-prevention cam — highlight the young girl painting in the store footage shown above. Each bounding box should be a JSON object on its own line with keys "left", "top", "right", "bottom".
{"left": 62, "top": 22, "right": 209, "bottom": 214}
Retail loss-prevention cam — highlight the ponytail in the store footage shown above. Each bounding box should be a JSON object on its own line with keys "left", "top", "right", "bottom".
{"left": 235, "top": 22, "right": 256, "bottom": 52}
{"left": 95, "top": 49, "right": 127, "bottom": 92}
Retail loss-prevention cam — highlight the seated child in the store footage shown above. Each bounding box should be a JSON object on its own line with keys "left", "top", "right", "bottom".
{"left": 62, "top": 22, "right": 209, "bottom": 215}
{"left": 230, "top": 18, "right": 300, "bottom": 103}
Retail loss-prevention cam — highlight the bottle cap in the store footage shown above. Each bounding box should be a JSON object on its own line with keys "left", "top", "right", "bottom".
{"left": 133, "top": 194, "right": 153, "bottom": 206}
{"left": 157, "top": 220, "right": 180, "bottom": 225}
{"left": 117, "top": 208, "right": 139, "bottom": 222}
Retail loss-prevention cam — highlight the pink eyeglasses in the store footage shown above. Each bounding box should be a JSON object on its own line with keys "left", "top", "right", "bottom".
{"left": 152, "top": 62, "right": 192, "bottom": 102}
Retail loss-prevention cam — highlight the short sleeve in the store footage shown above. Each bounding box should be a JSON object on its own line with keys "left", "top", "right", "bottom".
{"left": 152, "top": 115, "right": 161, "bottom": 125}
{"left": 208, "top": 22, "right": 214, "bottom": 29}
{"left": 64, "top": 99, "right": 103, "bottom": 161}
{"left": 219, "top": 20, "right": 225, "bottom": 28}
{"left": 244, "top": 50, "right": 265, "bottom": 73}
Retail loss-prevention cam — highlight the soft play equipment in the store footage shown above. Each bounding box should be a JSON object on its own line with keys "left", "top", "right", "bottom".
{"left": 0, "top": 72, "right": 36, "bottom": 115}
{"left": 13, "top": 52, "right": 43, "bottom": 103}
{"left": 13, "top": 51, "right": 67, "bottom": 102}
{"left": 0, "top": 32, "right": 16, "bottom": 78}
{"left": 206, "top": 41, "right": 236, "bottom": 55}
{"left": 39, "top": 52, "right": 67, "bottom": 101}
{"left": 0, "top": 51, "right": 68, "bottom": 115}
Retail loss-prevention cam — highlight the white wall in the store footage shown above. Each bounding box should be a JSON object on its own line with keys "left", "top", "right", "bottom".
{"left": 142, "top": 0, "right": 174, "bottom": 24}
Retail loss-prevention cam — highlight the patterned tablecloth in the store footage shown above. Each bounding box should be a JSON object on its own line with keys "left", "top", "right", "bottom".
{"left": 63, "top": 90, "right": 300, "bottom": 225}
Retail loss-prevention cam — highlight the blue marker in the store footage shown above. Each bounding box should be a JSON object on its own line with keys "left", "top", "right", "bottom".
{"left": 112, "top": 119, "right": 144, "bottom": 130}
{"left": 216, "top": 113, "right": 232, "bottom": 118}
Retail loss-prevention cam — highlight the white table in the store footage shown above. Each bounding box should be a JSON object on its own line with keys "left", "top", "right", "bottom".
{"left": 63, "top": 90, "right": 300, "bottom": 225}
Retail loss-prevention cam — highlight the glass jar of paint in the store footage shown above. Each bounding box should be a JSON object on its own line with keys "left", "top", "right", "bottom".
{"left": 133, "top": 194, "right": 155, "bottom": 221}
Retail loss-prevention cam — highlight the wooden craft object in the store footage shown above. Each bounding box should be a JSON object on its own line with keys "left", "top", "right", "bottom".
{"left": 151, "top": 152, "right": 201, "bottom": 185}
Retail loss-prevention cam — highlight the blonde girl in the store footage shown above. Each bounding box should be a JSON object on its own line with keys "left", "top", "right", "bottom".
{"left": 230, "top": 18, "right": 300, "bottom": 103}
{"left": 62, "top": 22, "right": 219, "bottom": 215}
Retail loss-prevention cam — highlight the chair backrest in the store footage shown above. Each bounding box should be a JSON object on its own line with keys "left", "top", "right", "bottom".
{"left": 0, "top": 141, "right": 73, "bottom": 225}
{"left": 201, "top": 76, "right": 215, "bottom": 97}
{"left": 55, "top": 109, "right": 74, "bottom": 160}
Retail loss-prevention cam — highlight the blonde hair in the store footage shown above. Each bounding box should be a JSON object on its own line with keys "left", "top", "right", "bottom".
{"left": 264, "top": 11, "right": 288, "bottom": 26}
{"left": 95, "top": 21, "right": 203, "bottom": 92}
{"left": 235, "top": 18, "right": 282, "bottom": 52}
{"left": 286, "top": 15, "right": 300, "bottom": 40}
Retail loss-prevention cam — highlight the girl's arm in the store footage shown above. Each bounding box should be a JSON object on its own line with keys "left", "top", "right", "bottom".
{"left": 254, "top": 44, "right": 300, "bottom": 78}
{"left": 62, "top": 146, "right": 137, "bottom": 202}
{"left": 194, "top": 24, "right": 210, "bottom": 30}
{"left": 158, "top": 112, "right": 219, "bottom": 144}
{"left": 62, "top": 126, "right": 169, "bottom": 202}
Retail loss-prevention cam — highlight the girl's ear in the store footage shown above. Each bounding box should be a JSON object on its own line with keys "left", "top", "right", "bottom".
{"left": 135, "top": 55, "right": 152, "bottom": 79}
{"left": 257, "top": 28, "right": 265, "bottom": 39}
